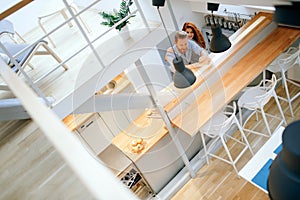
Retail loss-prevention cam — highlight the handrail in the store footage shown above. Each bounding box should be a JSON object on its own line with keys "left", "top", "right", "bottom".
{"left": 1, "top": 0, "right": 150, "bottom": 109}
{"left": 0, "top": 0, "right": 33, "bottom": 20}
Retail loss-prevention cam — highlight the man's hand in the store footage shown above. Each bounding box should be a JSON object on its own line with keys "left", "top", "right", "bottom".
{"left": 198, "top": 49, "right": 211, "bottom": 65}
{"left": 199, "top": 55, "right": 211, "bottom": 66}
{"left": 165, "top": 47, "right": 174, "bottom": 62}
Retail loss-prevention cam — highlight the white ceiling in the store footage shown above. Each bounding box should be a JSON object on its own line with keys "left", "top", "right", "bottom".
{"left": 186, "top": 0, "right": 293, "bottom": 7}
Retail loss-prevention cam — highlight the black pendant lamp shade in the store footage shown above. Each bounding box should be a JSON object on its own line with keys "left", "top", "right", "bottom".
{"left": 207, "top": 2, "right": 231, "bottom": 53}
{"left": 267, "top": 120, "right": 300, "bottom": 199}
{"left": 152, "top": 0, "right": 165, "bottom": 7}
{"left": 173, "top": 57, "right": 196, "bottom": 88}
{"left": 207, "top": 2, "right": 219, "bottom": 12}
{"left": 274, "top": 2, "right": 300, "bottom": 28}
{"left": 209, "top": 25, "right": 231, "bottom": 53}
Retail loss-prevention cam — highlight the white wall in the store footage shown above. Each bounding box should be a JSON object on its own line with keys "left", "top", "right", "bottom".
{"left": 189, "top": 2, "right": 274, "bottom": 20}
{"left": 170, "top": 0, "right": 205, "bottom": 29}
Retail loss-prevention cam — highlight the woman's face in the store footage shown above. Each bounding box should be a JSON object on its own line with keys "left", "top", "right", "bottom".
{"left": 185, "top": 27, "right": 194, "bottom": 40}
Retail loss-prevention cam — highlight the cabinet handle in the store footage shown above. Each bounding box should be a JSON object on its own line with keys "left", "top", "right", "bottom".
{"left": 86, "top": 120, "right": 94, "bottom": 127}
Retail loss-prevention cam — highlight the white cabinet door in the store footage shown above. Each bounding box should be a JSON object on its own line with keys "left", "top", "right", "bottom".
{"left": 135, "top": 129, "right": 201, "bottom": 193}
{"left": 98, "top": 110, "right": 132, "bottom": 137}
{"left": 77, "top": 114, "right": 114, "bottom": 155}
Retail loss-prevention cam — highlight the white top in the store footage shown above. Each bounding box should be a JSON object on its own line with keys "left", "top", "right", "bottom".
{"left": 166, "top": 40, "right": 204, "bottom": 72}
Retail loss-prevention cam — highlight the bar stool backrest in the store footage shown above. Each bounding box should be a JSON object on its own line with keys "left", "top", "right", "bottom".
{"left": 277, "top": 46, "right": 300, "bottom": 72}
{"left": 254, "top": 74, "right": 277, "bottom": 107}
{"left": 203, "top": 102, "right": 237, "bottom": 138}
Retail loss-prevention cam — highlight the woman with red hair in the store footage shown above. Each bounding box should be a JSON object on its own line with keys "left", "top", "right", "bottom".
{"left": 182, "top": 22, "right": 206, "bottom": 49}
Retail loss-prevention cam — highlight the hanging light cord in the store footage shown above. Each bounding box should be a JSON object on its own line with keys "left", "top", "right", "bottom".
{"left": 156, "top": 6, "right": 179, "bottom": 60}
{"left": 211, "top": 10, "right": 216, "bottom": 26}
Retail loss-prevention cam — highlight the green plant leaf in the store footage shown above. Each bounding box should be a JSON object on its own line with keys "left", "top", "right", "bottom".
{"left": 99, "top": 0, "right": 135, "bottom": 31}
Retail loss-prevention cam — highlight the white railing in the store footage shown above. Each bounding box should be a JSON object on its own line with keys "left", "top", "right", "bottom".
{"left": 0, "top": 0, "right": 151, "bottom": 108}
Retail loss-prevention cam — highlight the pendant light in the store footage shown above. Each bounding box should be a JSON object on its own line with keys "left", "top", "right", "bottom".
{"left": 153, "top": 0, "right": 196, "bottom": 88}
{"left": 274, "top": 3, "right": 300, "bottom": 28}
{"left": 207, "top": 3, "right": 231, "bottom": 53}
{"left": 268, "top": 120, "right": 300, "bottom": 199}
{"left": 210, "top": 25, "right": 231, "bottom": 53}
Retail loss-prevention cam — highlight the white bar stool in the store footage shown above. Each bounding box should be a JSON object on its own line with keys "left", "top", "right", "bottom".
{"left": 37, "top": 0, "right": 91, "bottom": 48}
{"left": 238, "top": 74, "right": 287, "bottom": 137}
{"left": 200, "top": 102, "right": 254, "bottom": 175}
{"left": 265, "top": 45, "right": 300, "bottom": 117}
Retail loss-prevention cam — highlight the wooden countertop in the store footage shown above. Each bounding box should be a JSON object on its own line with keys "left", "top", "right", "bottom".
{"left": 112, "top": 110, "right": 169, "bottom": 162}
{"left": 171, "top": 26, "right": 300, "bottom": 137}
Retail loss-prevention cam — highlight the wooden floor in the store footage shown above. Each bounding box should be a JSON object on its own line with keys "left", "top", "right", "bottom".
{"left": 171, "top": 82, "right": 300, "bottom": 200}
{"left": 0, "top": 119, "right": 95, "bottom": 199}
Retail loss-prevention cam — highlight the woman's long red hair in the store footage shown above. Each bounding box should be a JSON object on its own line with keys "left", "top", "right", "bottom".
{"left": 182, "top": 22, "right": 206, "bottom": 49}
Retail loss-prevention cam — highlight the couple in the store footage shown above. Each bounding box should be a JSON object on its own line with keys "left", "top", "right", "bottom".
{"left": 165, "top": 23, "right": 210, "bottom": 75}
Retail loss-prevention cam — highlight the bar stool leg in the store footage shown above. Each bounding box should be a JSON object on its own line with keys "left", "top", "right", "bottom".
{"left": 281, "top": 70, "right": 294, "bottom": 117}
{"left": 220, "top": 136, "right": 239, "bottom": 175}
{"left": 273, "top": 91, "right": 287, "bottom": 126}
{"left": 235, "top": 117, "right": 254, "bottom": 155}
{"left": 255, "top": 108, "right": 259, "bottom": 121}
{"left": 200, "top": 132, "right": 210, "bottom": 164}
{"left": 260, "top": 107, "right": 272, "bottom": 136}
{"left": 239, "top": 106, "right": 243, "bottom": 126}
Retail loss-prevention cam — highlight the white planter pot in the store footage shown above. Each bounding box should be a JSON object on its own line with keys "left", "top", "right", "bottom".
{"left": 118, "top": 26, "right": 131, "bottom": 40}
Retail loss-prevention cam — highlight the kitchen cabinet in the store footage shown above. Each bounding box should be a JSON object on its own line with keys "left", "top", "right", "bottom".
{"left": 76, "top": 113, "right": 114, "bottom": 155}
{"left": 135, "top": 129, "right": 202, "bottom": 193}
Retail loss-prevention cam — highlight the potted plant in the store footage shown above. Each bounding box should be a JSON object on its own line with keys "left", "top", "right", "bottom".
{"left": 99, "top": 0, "right": 135, "bottom": 32}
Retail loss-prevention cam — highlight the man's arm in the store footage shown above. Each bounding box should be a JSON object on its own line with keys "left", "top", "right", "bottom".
{"left": 165, "top": 48, "right": 176, "bottom": 72}
{"left": 189, "top": 40, "right": 211, "bottom": 65}
{"left": 198, "top": 49, "right": 211, "bottom": 65}
{"left": 165, "top": 47, "right": 173, "bottom": 62}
